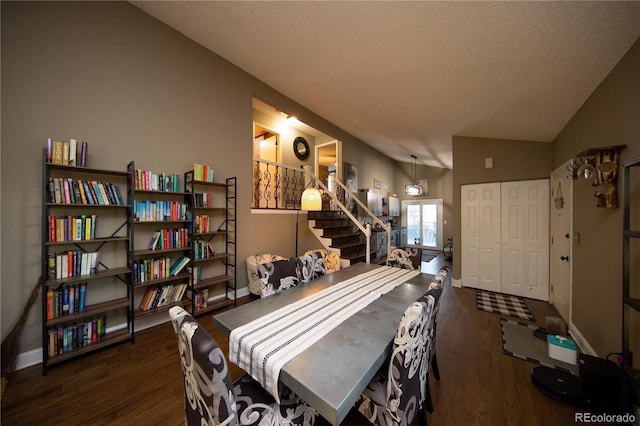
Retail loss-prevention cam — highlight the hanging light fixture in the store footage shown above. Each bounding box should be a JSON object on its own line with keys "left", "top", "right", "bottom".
{"left": 405, "top": 155, "right": 423, "bottom": 196}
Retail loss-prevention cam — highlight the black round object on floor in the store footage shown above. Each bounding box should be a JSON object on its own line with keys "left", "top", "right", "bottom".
{"left": 531, "top": 366, "right": 590, "bottom": 406}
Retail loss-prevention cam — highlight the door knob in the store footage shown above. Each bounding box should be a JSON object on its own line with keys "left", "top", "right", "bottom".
{"left": 560, "top": 256, "right": 569, "bottom": 261}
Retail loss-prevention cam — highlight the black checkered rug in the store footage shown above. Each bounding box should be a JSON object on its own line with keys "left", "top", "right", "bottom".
{"left": 476, "top": 290, "right": 535, "bottom": 322}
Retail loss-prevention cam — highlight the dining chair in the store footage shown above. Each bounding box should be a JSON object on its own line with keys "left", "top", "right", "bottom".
{"left": 426, "top": 266, "right": 449, "bottom": 384}
{"left": 168, "top": 306, "right": 320, "bottom": 426}
{"left": 257, "top": 258, "right": 301, "bottom": 298}
{"left": 246, "top": 253, "right": 287, "bottom": 296}
{"left": 355, "top": 291, "right": 438, "bottom": 426}
{"left": 304, "top": 249, "right": 341, "bottom": 274}
{"left": 386, "top": 247, "right": 422, "bottom": 270}
{"left": 297, "top": 251, "right": 327, "bottom": 282}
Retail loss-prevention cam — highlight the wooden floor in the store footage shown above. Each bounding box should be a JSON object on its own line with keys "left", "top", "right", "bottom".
{"left": 2, "top": 254, "right": 579, "bottom": 425}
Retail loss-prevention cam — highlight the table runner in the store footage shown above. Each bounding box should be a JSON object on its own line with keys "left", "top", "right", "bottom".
{"left": 229, "top": 265, "right": 420, "bottom": 401}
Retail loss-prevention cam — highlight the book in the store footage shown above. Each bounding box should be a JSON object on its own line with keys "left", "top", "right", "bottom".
{"left": 80, "top": 141, "right": 88, "bottom": 167}
{"left": 148, "top": 231, "right": 161, "bottom": 250}
{"left": 97, "top": 182, "right": 110, "bottom": 205}
{"left": 46, "top": 137, "right": 53, "bottom": 163}
{"left": 52, "top": 140, "right": 64, "bottom": 164}
{"left": 82, "top": 180, "right": 95, "bottom": 204}
{"left": 91, "top": 181, "right": 104, "bottom": 204}
{"left": 62, "top": 141, "right": 69, "bottom": 165}
{"left": 169, "top": 256, "right": 190, "bottom": 276}
{"left": 69, "top": 139, "right": 77, "bottom": 166}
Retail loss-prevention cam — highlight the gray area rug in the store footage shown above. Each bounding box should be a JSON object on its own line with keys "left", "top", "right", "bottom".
{"left": 501, "top": 319, "right": 578, "bottom": 375}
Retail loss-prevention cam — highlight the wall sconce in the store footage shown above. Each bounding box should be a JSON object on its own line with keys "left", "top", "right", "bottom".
{"left": 567, "top": 145, "right": 626, "bottom": 208}
{"left": 405, "top": 155, "right": 424, "bottom": 196}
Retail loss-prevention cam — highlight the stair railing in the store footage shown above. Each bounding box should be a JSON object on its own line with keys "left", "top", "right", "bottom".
{"left": 302, "top": 166, "right": 391, "bottom": 264}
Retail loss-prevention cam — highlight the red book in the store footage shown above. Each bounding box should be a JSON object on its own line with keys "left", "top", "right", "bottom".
{"left": 49, "top": 215, "right": 56, "bottom": 242}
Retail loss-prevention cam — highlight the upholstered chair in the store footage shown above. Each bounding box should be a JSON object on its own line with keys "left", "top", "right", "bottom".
{"left": 297, "top": 251, "right": 327, "bottom": 283}
{"left": 304, "top": 249, "right": 341, "bottom": 274}
{"left": 246, "top": 254, "right": 286, "bottom": 296}
{"left": 168, "top": 306, "right": 319, "bottom": 426}
{"left": 257, "top": 258, "right": 300, "bottom": 298}
{"left": 355, "top": 291, "right": 438, "bottom": 426}
{"left": 386, "top": 247, "right": 422, "bottom": 270}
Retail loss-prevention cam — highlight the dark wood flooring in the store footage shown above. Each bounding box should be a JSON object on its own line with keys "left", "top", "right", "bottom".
{"left": 2, "top": 254, "right": 580, "bottom": 425}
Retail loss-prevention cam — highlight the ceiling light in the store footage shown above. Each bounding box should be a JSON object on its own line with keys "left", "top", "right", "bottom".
{"left": 405, "top": 155, "right": 423, "bottom": 196}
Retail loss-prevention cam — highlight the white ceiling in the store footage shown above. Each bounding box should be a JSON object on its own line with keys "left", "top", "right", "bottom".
{"left": 132, "top": 1, "right": 640, "bottom": 169}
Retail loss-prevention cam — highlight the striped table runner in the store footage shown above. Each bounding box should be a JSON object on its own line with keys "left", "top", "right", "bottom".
{"left": 229, "top": 266, "right": 420, "bottom": 401}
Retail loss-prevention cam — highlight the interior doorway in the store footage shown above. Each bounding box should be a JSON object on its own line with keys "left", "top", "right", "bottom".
{"left": 315, "top": 140, "right": 341, "bottom": 193}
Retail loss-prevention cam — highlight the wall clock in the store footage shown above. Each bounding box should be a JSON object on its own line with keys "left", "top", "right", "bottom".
{"left": 293, "top": 136, "right": 310, "bottom": 160}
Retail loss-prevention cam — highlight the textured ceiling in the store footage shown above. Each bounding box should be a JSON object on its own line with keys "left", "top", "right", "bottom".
{"left": 132, "top": 1, "right": 640, "bottom": 169}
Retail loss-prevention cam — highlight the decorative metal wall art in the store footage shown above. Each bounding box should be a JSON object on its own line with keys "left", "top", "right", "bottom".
{"left": 567, "top": 145, "right": 626, "bottom": 208}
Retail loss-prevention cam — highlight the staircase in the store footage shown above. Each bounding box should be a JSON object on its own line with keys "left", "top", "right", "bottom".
{"left": 306, "top": 210, "right": 378, "bottom": 265}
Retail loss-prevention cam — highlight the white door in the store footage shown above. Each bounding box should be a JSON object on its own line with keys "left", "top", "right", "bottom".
{"left": 501, "top": 180, "right": 550, "bottom": 300}
{"left": 550, "top": 164, "right": 573, "bottom": 322}
{"left": 461, "top": 183, "right": 501, "bottom": 292}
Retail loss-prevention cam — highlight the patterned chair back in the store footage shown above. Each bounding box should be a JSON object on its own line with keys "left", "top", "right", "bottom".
{"left": 358, "top": 293, "right": 437, "bottom": 425}
{"left": 246, "top": 254, "right": 287, "bottom": 296}
{"left": 386, "top": 247, "right": 422, "bottom": 270}
{"left": 304, "top": 249, "right": 341, "bottom": 273}
{"left": 384, "top": 293, "right": 437, "bottom": 425}
{"left": 257, "top": 252, "right": 326, "bottom": 297}
{"left": 169, "top": 306, "right": 238, "bottom": 426}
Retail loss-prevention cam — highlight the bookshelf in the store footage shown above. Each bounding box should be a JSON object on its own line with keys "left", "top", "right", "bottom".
{"left": 41, "top": 148, "right": 133, "bottom": 374}
{"left": 128, "top": 163, "right": 192, "bottom": 322}
{"left": 184, "top": 171, "right": 236, "bottom": 315}
{"left": 622, "top": 156, "right": 640, "bottom": 369}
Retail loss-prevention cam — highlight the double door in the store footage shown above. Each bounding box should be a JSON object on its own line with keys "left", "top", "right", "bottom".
{"left": 461, "top": 179, "right": 550, "bottom": 300}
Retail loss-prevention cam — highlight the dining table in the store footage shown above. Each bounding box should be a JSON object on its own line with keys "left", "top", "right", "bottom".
{"left": 212, "top": 262, "right": 436, "bottom": 425}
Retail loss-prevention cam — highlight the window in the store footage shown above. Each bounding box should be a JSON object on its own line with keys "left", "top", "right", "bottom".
{"left": 403, "top": 199, "right": 443, "bottom": 249}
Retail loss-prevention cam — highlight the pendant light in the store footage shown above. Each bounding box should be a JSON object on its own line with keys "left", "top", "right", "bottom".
{"left": 405, "top": 155, "right": 423, "bottom": 196}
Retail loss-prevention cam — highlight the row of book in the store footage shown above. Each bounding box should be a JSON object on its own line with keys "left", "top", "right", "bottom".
{"left": 47, "top": 316, "right": 106, "bottom": 357}
{"left": 193, "top": 215, "right": 211, "bottom": 233}
{"left": 189, "top": 192, "right": 217, "bottom": 208}
{"left": 148, "top": 228, "right": 189, "bottom": 251}
{"left": 48, "top": 251, "right": 100, "bottom": 280}
{"left": 48, "top": 214, "right": 97, "bottom": 243}
{"left": 48, "top": 177, "right": 124, "bottom": 206}
{"left": 189, "top": 288, "right": 210, "bottom": 312}
{"left": 192, "top": 163, "right": 214, "bottom": 183}
{"left": 193, "top": 240, "right": 216, "bottom": 260}
{"left": 134, "top": 200, "right": 188, "bottom": 222}
{"left": 134, "top": 169, "right": 181, "bottom": 193}
{"left": 46, "top": 138, "right": 88, "bottom": 167}
{"left": 132, "top": 256, "right": 190, "bottom": 283}
{"left": 46, "top": 283, "right": 88, "bottom": 319}
{"left": 139, "top": 283, "right": 188, "bottom": 311}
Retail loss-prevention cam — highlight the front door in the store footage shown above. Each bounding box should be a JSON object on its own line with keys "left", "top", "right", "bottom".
{"left": 550, "top": 164, "right": 573, "bottom": 322}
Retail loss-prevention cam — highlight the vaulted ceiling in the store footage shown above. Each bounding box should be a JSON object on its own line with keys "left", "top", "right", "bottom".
{"left": 132, "top": 1, "right": 640, "bottom": 169}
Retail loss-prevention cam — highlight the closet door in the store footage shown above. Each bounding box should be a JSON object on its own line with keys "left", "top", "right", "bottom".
{"left": 461, "top": 183, "right": 501, "bottom": 292}
{"left": 501, "top": 179, "right": 550, "bottom": 300}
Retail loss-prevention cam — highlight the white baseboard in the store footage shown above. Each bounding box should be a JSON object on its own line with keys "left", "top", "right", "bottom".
{"left": 452, "top": 278, "right": 462, "bottom": 288}
{"left": 15, "top": 288, "right": 250, "bottom": 371}
{"left": 569, "top": 322, "right": 597, "bottom": 356}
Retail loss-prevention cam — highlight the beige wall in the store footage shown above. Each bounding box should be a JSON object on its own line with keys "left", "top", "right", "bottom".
{"left": 551, "top": 38, "right": 640, "bottom": 360}
{"left": 0, "top": 2, "right": 394, "bottom": 357}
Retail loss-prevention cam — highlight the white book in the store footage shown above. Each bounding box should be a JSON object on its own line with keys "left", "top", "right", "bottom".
{"left": 69, "top": 139, "right": 77, "bottom": 166}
